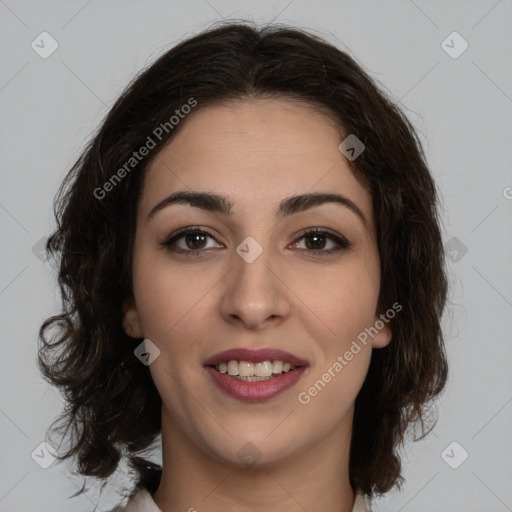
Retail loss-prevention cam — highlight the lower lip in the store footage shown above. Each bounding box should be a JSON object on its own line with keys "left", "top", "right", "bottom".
{"left": 204, "top": 366, "right": 307, "bottom": 402}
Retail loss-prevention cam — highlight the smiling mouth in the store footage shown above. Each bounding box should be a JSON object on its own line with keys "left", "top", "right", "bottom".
{"left": 204, "top": 356, "right": 308, "bottom": 402}
{"left": 208, "top": 359, "right": 302, "bottom": 381}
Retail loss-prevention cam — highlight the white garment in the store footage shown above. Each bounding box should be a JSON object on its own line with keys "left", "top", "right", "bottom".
{"left": 111, "top": 487, "right": 371, "bottom": 511}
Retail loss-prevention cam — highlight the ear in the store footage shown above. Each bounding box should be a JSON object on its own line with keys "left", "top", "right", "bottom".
{"left": 122, "top": 297, "right": 143, "bottom": 338}
{"left": 372, "top": 315, "right": 392, "bottom": 349}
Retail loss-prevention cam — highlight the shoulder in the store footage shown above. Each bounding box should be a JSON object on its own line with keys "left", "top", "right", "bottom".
{"left": 107, "top": 460, "right": 163, "bottom": 511}
{"left": 109, "top": 489, "right": 368, "bottom": 512}
{"left": 353, "top": 492, "right": 372, "bottom": 512}
{"left": 107, "top": 464, "right": 369, "bottom": 512}
{"left": 109, "top": 489, "right": 369, "bottom": 512}
{"left": 107, "top": 487, "right": 161, "bottom": 512}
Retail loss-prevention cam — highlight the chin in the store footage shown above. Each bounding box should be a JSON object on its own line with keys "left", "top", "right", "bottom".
{"left": 192, "top": 425, "right": 294, "bottom": 468}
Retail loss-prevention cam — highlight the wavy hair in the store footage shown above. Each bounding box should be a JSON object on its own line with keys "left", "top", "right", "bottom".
{"left": 38, "top": 21, "right": 448, "bottom": 498}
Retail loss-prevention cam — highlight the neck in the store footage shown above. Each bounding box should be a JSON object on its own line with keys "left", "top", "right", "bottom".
{"left": 152, "top": 406, "right": 356, "bottom": 512}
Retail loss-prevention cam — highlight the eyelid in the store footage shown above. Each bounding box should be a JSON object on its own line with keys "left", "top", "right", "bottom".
{"left": 162, "top": 226, "right": 224, "bottom": 250}
{"left": 290, "top": 227, "right": 351, "bottom": 253}
{"left": 161, "top": 226, "right": 351, "bottom": 255}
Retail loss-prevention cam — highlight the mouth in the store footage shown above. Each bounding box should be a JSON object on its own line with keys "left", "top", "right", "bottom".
{"left": 209, "top": 359, "right": 301, "bottom": 381}
{"left": 203, "top": 348, "right": 308, "bottom": 402}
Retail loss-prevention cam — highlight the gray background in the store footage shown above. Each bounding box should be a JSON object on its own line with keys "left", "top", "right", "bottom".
{"left": 1, "top": 1, "right": 511, "bottom": 511}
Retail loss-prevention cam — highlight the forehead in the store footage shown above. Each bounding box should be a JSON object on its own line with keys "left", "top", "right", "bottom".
{"left": 140, "top": 98, "right": 372, "bottom": 225}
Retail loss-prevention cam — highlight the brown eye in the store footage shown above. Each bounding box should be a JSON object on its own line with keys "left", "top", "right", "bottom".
{"left": 304, "top": 233, "right": 327, "bottom": 250}
{"left": 162, "top": 228, "right": 223, "bottom": 254}
{"left": 184, "top": 232, "right": 208, "bottom": 250}
{"left": 292, "top": 229, "right": 351, "bottom": 254}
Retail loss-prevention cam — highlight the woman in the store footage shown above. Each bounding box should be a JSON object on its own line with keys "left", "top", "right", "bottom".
{"left": 38, "top": 21, "right": 448, "bottom": 512}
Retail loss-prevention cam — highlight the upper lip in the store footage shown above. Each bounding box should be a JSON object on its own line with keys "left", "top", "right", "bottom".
{"left": 203, "top": 348, "right": 309, "bottom": 367}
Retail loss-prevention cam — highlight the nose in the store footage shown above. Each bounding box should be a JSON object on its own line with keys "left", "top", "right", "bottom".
{"left": 219, "top": 244, "right": 290, "bottom": 330}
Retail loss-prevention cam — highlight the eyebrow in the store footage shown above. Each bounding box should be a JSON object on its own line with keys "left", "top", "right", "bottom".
{"left": 148, "top": 190, "right": 369, "bottom": 230}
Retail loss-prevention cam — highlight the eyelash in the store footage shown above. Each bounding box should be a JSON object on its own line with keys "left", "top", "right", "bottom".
{"left": 161, "top": 227, "right": 352, "bottom": 256}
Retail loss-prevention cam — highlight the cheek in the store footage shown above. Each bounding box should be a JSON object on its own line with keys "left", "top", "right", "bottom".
{"left": 292, "top": 257, "right": 380, "bottom": 346}
{"left": 132, "top": 244, "right": 216, "bottom": 340}
{"left": 295, "top": 271, "right": 375, "bottom": 422}
{"left": 131, "top": 245, "right": 223, "bottom": 403}
{"left": 294, "top": 252, "right": 379, "bottom": 423}
{"left": 131, "top": 249, "right": 211, "bottom": 413}
{"left": 296, "top": 345, "right": 371, "bottom": 439}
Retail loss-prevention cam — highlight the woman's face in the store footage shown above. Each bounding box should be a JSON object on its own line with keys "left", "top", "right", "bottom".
{"left": 124, "top": 98, "right": 391, "bottom": 467}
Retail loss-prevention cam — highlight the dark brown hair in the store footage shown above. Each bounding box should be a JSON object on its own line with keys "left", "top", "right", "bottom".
{"left": 38, "top": 20, "right": 448, "bottom": 498}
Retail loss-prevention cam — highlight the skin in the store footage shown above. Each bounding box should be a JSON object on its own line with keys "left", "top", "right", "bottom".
{"left": 123, "top": 97, "right": 392, "bottom": 512}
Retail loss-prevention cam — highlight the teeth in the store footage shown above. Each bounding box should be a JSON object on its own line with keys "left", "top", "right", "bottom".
{"left": 239, "top": 361, "right": 254, "bottom": 377}
{"left": 227, "top": 360, "right": 239, "bottom": 376}
{"left": 272, "top": 360, "right": 283, "bottom": 374}
{"left": 255, "top": 360, "right": 273, "bottom": 377}
{"left": 215, "top": 359, "right": 297, "bottom": 377}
